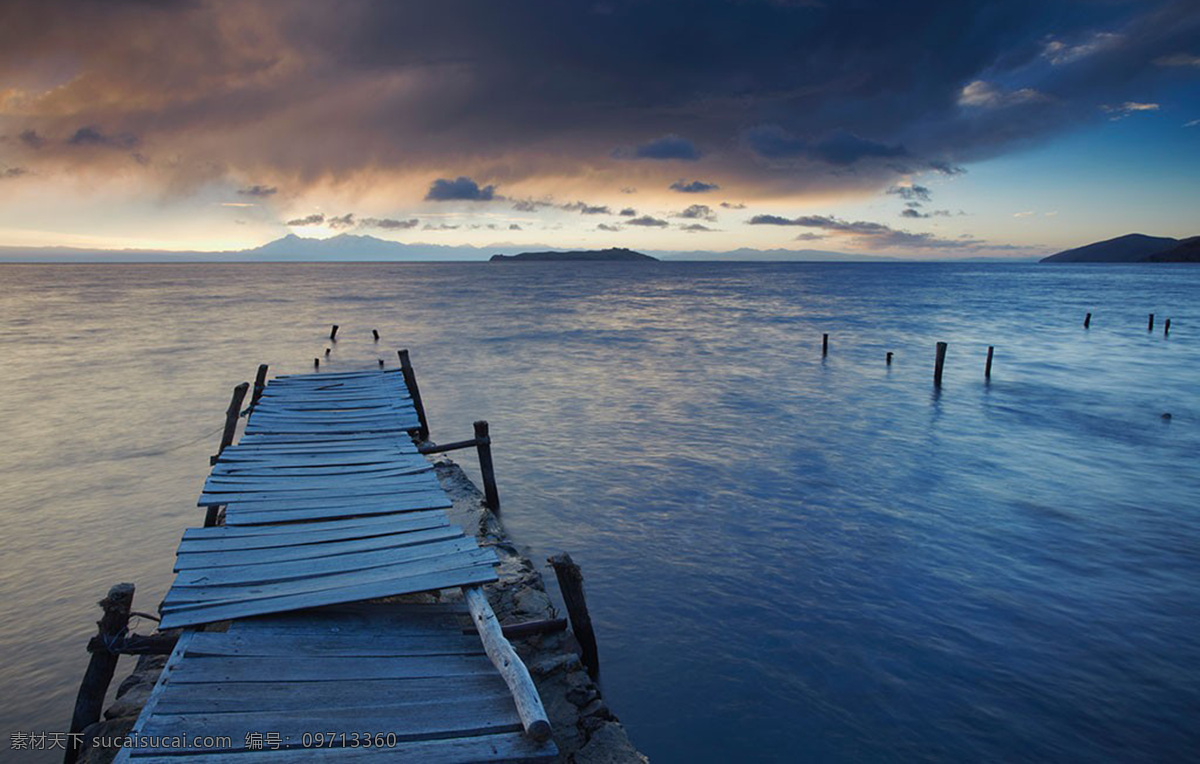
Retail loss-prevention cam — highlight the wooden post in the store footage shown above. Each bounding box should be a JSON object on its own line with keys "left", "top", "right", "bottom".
{"left": 250, "top": 364, "right": 269, "bottom": 409}
{"left": 378, "top": 358, "right": 385, "bottom": 368}
{"left": 548, "top": 553, "right": 599, "bottom": 679}
{"left": 463, "top": 587, "right": 552, "bottom": 741}
{"left": 372, "top": 329, "right": 380, "bottom": 342}
{"left": 330, "top": 324, "right": 339, "bottom": 341}
{"left": 474, "top": 420, "right": 501, "bottom": 513}
{"left": 934, "top": 341, "right": 947, "bottom": 387}
{"left": 1084, "top": 312, "right": 1091, "bottom": 329}
{"left": 1165, "top": 318, "right": 1171, "bottom": 336}
{"left": 397, "top": 349, "right": 430, "bottom": 440}
{"left": 985, "top": 346, "right": 994, "bottom": 380}
{"left": 65, "top": 583, "right": 134, "bottom": 764}
{"left": 324, "top": 347, "right": 331, "bottom": 357}
{"left": 1148, "top": 313, "right": 1154, "bottom": 331}
{"left": 886, "top": 352, "right": 893, "bottom": 366}
{"left": 314, "top": 357, "right": 320, "bottom": 369}
{"left": 822, "top": 333, "right": 829, "bottom": 357}
{"left": 211, "top": 382, "right": 249, "bottom": 465}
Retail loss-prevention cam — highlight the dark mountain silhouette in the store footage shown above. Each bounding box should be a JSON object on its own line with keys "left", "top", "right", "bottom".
{"left": 1040, "top": 234, "right": 1179, "bottom": 263}
{"left": 489, "top": 248, "right": 657, "bottom": 262}
{"left": 1143, "top": 236, "right": 1200, "bottom": 262}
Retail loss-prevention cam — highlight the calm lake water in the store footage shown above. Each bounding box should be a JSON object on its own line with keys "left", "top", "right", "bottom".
{"left": 2, "top": 261, "right": 1198, "bottom": 762}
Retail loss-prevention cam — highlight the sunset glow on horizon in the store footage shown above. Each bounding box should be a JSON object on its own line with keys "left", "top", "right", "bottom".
{"left": 1, "top": 1, "right": 1198, "bottom": 258}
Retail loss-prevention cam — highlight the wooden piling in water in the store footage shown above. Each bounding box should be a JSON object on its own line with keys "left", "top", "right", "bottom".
{"left": 314, "top": 357, "right": 320, "bottom": 369}
{"left": 324, "top": 347, "right": 331, "bottom": 357}
{"left": 397, "top": 349, "right": 430, "bottom": 440}
{"left": 1084, "top": 312, "right": 1091, "bottom": 329}
{"left": 474, "top": 420, "right": 501, "bottom": 513}
{"left": 985, "top": 346, "right": 994, "bottom": 380}
{"left": 822, "top": 333, "right": 829, "bottom": 357}
{"left": 330, "top": 324, "right": 339, "bottom": 341}
{"left": 372, "top": 329, "right": 380, "bottom": 341}
{"left": 1165, "top": 318, "right": 1171, "bottom": 336}
{"left": 65, "top": 583, "right": 134, "bottom": 764}
{"left": 1148, "top": 313, "right": 1155, "bottom": 331}
{"left": 886, "top": 352, "right": 893, "bottom": 366}
{"left": 934, "top": 342, "right": 947, "bottom": 387}
{"left": 548, "top": 553, "right": 599, "bottom": 679}
{"left": 251, "top": 364, "right": 269, "bottom": 409}
{"left": 378, "top": 358, "right": 385, "bottom": 367}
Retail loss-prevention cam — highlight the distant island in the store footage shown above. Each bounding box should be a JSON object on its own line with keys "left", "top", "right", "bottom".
{"left": 489, "top": 247, "right": 657, "bottom": 262}
{"left": 1041, "top": 233, "right": 1198, "bottom": 263}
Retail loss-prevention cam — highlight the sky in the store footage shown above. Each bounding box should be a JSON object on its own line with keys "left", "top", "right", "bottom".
{"left": 0, "top": 0, "right": 1197, "bottom": 259}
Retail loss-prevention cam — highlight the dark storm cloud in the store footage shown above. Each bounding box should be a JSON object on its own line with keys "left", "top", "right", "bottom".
{"left": 754, "top": 213, "right": 979, "bottom": 249}
{"left": 561, "top": 201, "right": 612, "bottom": 214}
{"left": 674, "top": 204, "right": 717, "bottom": 221}
{"left": 618, "top": 134, "right": 701, "bottom": 160}
{"left": 887, "top": 185, "right": 932, "bottom": 202}
{"left": 19, "top": 130, "right": 45, "bottom": 149}
{"left": 670, "top": 180, "right": 719, "bottom": 193}
{"left": 625, "top": 215, "right": 669, "bottom": 227}
{"left": 424, "top": 177, "right": 496, "bottom": 201}
{"left": 66, "top": 126, "right": 139, "bottom": 149}
{"left": 360, "top": 217, "right": 419, "bottom": 229}
{"left": 286, "top": 213, "right": 325, "bottom": 226}
{"left": 237, "top": 185, "right": 277, "bottom": 197}
{"left": 742, "top": 126, "right": 907, "bottom": 166}
{"left": 5, "top": 0, "right": 1198, "bottom": 196}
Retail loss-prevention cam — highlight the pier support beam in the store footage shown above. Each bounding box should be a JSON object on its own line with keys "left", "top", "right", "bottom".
{"left": 474, "top": 420, "right": 501, "bottom": 513}
{"left": 250, "top": 364, "right": 269, "bottom": 410}
{"left": 548, "top": 553, "right": 599, "bottom": 679}
{"left": 65, "top": 583, "right": 134, "bottom": 764}
{"left": 211, "top": 382, "right": 249, "bottom": 466}
{"left": 397, "top": 349, "right": 430, "bottom": 441}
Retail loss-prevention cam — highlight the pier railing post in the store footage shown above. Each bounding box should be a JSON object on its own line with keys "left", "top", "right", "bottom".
{"left": 211, "top": 382, "right": 249, "bottom": 466}
{"left": 934, "top": 341, "right": 947, "bottom": 387}
{"left": 548, "top": 553, "right": 599, "bottom": 679}
{"left": 65, "top": 583, "right": 134, "bottom": 764}
{"left": 474, "top": 420, "right": 501, "bottom": 513}
{"left": 250, "top": 364, "right": 269, "bottom": 410}
{"left": 397, "top": 349, "right": 430, "bottom": 440}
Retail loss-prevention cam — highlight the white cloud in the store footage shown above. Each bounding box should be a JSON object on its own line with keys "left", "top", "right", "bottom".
{"left": 1101, "top": 101, "right": 1160, "bottom": 120}
{"left": 1155, "top": 53, "right": 1200, "bottom": 68}
{"left": 958, "top": 80, "right": 1046, "bottom": 109}
{"left": 1042, "top": 32, "right": 1123, "bottom": 65}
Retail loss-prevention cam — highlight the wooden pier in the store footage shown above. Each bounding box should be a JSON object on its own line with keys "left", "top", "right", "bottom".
{"left": 101, "top": 350, "right": 556, "bottom": 761}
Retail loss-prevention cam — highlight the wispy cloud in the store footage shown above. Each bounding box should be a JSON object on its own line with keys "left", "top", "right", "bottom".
{"left": 625, "top": 215, "right": 669, "bottom": 227}
{"left": 669, "top": 179, "right": 719, "bottom": 193}
{"left": 1101, "top": 101, "right": 1160, "bottom": 120}
{"left": 237, "top": 185, "right": 277, "bottom": 197}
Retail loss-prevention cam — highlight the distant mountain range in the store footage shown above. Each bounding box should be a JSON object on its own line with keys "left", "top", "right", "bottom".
{"left": 0, "top": 232, "right": 1037, "bottom": 263}
{"left": 1040, "top": 233, "right": 1199, "bottom": 263}
{"left": 490, "top": 248, "right": 657, "bottom": 262}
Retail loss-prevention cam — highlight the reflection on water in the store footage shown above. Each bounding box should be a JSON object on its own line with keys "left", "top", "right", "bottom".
{"left": 1, "top": 262, "right": 1198, "bottom": 761}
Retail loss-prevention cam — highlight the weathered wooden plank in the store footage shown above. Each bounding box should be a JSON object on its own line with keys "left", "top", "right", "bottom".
{"left": 163, "top": 549, "right": 496, "bottom": 607}
{"left": 111, "top": 630, "right": 197, "bottom": 764}
{"left": 126, "top": 731, "right": 555, "bottom": 763}
{"left": 176, "top": 513, "right": 453, "bottom": 553}
{"left": 151, "top": 674, "right": 506, "bottom": 712}
{"left": 225, "top": 501, "right": 450, "bottom": 527}
{"left": 218, "top": 492, "right": 431, "bottom": 514}
{"left": 173, "top": 537, "right": 479, "bottom": 587}
{"left": 199, "top": 484, "right": 446, "bottom": 507}
{"left": 182, "top": 512, "right": 426, "bottom": 540}
{"left": 185, "top": 631, "right": 487, "bottom": 658}
{"left": 228, "top": 601, "right": 469, "bottom": 636}
{"left": 157, "top": 566, "right": 498, "bottom": 628}
{"left": 174, "top": 525, "right": 459, "bottom": 570}
{"left": 213, "top": 462, "right": 431, "bottom": 478}
{"left": 203, "top": 470, "right": 437, "bottom": 492}
{"left": 169, "top": 652, "right": 498, "bottom": 683}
